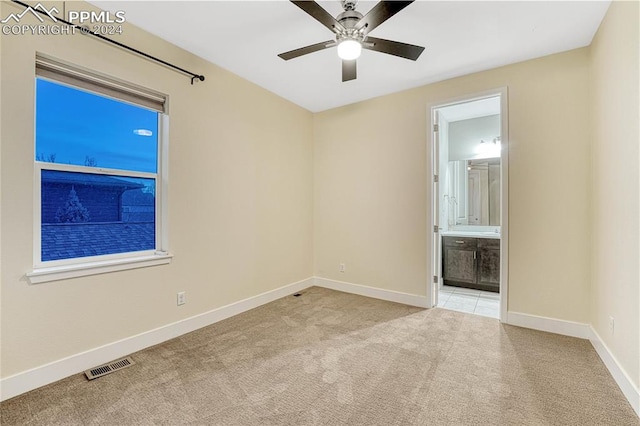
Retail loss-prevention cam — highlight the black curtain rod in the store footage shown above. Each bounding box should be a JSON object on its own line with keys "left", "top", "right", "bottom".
{"left": 11, "top": 0, "right": 205, "bottom": 85}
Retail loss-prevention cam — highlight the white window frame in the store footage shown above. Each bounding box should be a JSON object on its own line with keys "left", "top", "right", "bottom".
{"left": 27, "top": 57, "right": 171, "bottom": 284}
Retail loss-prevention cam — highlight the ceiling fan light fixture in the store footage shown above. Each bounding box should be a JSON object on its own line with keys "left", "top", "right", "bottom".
{"left": 337, "top": 39, "right": 362, "bottom": 60}
{"left": 279, "top": 0, "right": 424, "bottom": 81}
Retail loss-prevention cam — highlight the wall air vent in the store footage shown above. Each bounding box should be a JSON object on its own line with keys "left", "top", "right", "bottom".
{"left": 84, "top": 356, "right": 135, "bottom": 380}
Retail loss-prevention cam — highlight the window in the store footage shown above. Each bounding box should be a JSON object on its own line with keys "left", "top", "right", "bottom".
{"left": 29, "top": 56, "right": 170, "bottom": 283}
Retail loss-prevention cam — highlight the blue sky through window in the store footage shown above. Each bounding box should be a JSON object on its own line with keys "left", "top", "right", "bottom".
{"left": 35, "top": 78, "right": 158, "bottom": 173}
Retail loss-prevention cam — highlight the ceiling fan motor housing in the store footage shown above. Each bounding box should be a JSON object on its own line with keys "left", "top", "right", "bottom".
{"left": 336, "top": 9, "right": 365, "bottom": 43}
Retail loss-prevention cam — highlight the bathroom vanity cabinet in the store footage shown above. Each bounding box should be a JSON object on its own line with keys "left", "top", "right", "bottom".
{"left": 442, "top": 236, "right": 500, "bottom": 292}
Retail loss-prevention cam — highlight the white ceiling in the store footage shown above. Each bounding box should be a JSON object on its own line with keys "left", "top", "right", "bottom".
{"left": 89, "top": 1, "right": 610, "bottom": 112}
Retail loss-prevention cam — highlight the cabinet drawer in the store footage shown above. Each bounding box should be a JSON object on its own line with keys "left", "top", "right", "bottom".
{"left": 443, "top": 236, "right": 477, "bottom": 248}
{"left": 478, "top": 238, "right": 500, "bottom": 249}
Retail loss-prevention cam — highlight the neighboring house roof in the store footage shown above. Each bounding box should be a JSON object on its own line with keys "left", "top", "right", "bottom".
{"left": 42, "top": 170, "right": 145, "bottom": 191}
{"left": 41, "top": 222, "right": 154, "bottom": 261}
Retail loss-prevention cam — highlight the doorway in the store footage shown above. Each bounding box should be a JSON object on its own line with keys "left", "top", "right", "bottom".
{"left": 428, "top": 89, "right": 509, "bottom": 321}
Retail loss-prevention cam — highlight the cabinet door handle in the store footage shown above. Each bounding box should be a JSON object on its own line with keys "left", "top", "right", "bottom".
{"left": 455, "top": 240, "right": 465, "bottom": 244}
{"left": 473, "top": 251, "right": 477, "bottom": 259}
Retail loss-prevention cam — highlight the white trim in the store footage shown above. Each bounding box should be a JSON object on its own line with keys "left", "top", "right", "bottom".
{"left": 159, "top": 114, "right": 170, "bottom": 252}
{"left": 314, "top": 277, "right": 429, "bottom": 308}
{"left": 26, "top": 253, "right": 173, "bottom": 284}
{"left": 35, "top": 162, "right": 157, "bottom": 179}
{"left": 506, "top": 311, "right": 590, "bottom": 339}
{"left": 498, "top": 88, "right": 509, "bottom": 322}
{"left": 33, "top": 158, "right": 41, "bottom": 266}
{"left": 589, "top": 327, "right": 640, "bottom": 417}
{"left": 427, "top": 108, "right": 439, "bottom": 308}
{"left": 0, "top": 277, "right": 314, "bottom": 401}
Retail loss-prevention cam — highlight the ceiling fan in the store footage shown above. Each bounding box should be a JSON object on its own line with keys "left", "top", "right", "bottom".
{"left": 278, "top": 0, "right": 425, "bottom": 82}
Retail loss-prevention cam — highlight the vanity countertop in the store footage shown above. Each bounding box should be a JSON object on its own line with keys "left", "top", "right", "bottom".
{"left": 441, "top": 231, "right": 501, "bottom": 239}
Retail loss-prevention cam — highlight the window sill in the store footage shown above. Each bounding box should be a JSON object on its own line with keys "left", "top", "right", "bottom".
{"left": 26, "top": 253, "right": 173, "bottom": 284}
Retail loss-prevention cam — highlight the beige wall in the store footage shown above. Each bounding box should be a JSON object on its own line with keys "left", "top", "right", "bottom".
{"left": 0, "top": 1, "right": 314, "bottom": 377}
{"left": 314, "top": 48, "right": 592, "bottom": 322}
{"left": 589, "top": 1, "right": 640, "bottom": 389}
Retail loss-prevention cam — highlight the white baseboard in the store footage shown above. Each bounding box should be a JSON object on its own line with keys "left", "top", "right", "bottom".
{"left": 314, "top": 276, "right": 429, "bottom": 308}
{"left": 506, "top": 311, "right": 590, "bottom": 339}
{"left": 589, "top": 327, "right": 640, "bottom": 417}
{"left": 0, "top": 277, "right": 314, "bottom": 402}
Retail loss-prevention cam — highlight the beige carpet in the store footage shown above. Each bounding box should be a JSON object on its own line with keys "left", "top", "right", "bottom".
{"left": 1, "top": 287, "right": 637, "bottom": 425}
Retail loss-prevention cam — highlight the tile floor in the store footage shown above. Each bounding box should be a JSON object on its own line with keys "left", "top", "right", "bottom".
{"left": 438, "top": 285, "right": 500, "bottom": 319}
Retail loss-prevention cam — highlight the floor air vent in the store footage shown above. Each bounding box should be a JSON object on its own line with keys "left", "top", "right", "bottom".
{"left": 85, "top": 356, "right": 135, "bottom": 380}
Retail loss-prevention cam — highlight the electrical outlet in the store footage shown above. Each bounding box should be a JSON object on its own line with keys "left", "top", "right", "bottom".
{"left": 609, "top": 316, "right": 614, "bottom": 334}
{"left": 177, "top": 291, "right": 186, "bottom": 306}
{"left": 339, "top": 263, "right": 346, "bottom": 273}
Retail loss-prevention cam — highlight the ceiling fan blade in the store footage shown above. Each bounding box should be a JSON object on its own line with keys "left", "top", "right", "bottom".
{"left": 291, "top": 0, "right": 346, "bottom": 34}
{"left": 354, "top": 1, "right": 415, "bottom": 35}
{"left": 278, "top": 40, "right": 335, "bottom": 60}
{"left": 342, "top": 60, "right": 357, "bottom": 82}
{"left": 363, "top": 36, "right": 425, "bottom": 61}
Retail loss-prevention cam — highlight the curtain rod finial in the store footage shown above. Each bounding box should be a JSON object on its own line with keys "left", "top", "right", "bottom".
{"left": 191, "top": 75, "right": 205, "bottom": 85}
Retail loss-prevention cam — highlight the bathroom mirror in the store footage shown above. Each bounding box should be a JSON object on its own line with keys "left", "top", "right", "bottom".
{"left": 448, "top": 158, "right": 500, "bottom": 226}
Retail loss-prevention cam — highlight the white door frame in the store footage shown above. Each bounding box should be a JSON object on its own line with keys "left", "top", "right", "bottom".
{"left": 426, "top": 87, "right": 509, "bottom": 322}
